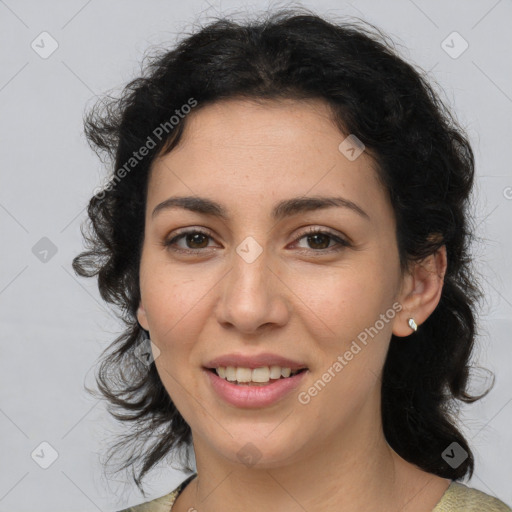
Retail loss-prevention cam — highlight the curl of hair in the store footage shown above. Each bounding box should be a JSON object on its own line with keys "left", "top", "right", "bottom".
{"left": 73, "top": 7, "right": 492, "bottom": 495}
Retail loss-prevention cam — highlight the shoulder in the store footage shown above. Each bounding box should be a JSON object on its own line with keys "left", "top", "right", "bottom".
{"left": 116, "top": 474, "right": 197, "bottom": 512}
{"left": 432, "top": 481, "right": 512, "bottom": 512}
{"left": 116, "top": 491, "right": 176, "bottom": 512}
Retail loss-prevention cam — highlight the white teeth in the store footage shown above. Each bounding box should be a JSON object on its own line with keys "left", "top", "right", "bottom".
{"left": 252, "top": 367, "right": 270, "bottom": 382}
{"left": 235, "top": 367, "right": 252, "bottom": 382}
{"left": 225, "top": 366, "right": 236, "bottom": 381}
{"left": 214, "top": 365, "right": 303, "bottom": 384}
{"left": 269, "top": 365, "right": 282, "bottom": 379}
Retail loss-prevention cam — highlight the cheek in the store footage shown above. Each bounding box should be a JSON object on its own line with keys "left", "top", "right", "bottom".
{"left": 289, "top": 260, "right": 394, "bottom": 345}
{"left": 138, "top": 266, "right": 234, "bottom": 413}
{"left": 140, "top": 269, "right": 213, "bottom": 414}
{"left": 139, "top": 258, "right": 212, "bottom": 350}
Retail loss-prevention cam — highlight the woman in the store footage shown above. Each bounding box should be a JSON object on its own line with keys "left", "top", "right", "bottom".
{"left": 73, "top": 8, "right": 511, "bottom": 512}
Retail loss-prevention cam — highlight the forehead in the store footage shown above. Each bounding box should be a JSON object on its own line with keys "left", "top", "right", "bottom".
{"left": 147, "top": 98, "right": 391, "bottom": 226}
{"left": 164, "top": 97, "right": 349, "bottom": 162}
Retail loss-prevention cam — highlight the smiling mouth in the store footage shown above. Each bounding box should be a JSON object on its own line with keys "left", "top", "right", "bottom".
{"left": 206, "top": 366, "right": 308, "bottom": 386}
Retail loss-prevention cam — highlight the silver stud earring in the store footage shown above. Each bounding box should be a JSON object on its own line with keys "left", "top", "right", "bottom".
{"left": 408, "top": 318, "right": 418, "bottom": 332}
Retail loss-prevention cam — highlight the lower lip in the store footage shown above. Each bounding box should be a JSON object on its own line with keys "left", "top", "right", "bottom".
{"left": 204, "top": 369, "right": 308, "bottom": 408}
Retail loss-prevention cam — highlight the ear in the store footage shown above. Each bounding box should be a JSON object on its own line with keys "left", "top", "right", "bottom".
{"left": 136, "top": 301, "right": 150, "bottom": 331}
{"left": 392, "top": 245, "right": 447, "bottom": 337}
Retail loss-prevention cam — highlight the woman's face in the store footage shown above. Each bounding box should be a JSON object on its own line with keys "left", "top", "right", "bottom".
{"left": 137, "top": 98, "right": 410, "bottom": 467}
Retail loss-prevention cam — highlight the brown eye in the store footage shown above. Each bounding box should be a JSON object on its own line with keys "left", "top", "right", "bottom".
{"left": 164, "top": 227, "right": 350, "bottom": 255}
{"left": 305, "top": 233, "right": 331, "bottom": 250}
{"left": 183, "top": 232, "right": 210, "bottom": 249}
{"left": 293, "top": 228, "right": 351, "bottom": 253}
{"left": 164, "top": 229, "right": 215, "bottom": 253}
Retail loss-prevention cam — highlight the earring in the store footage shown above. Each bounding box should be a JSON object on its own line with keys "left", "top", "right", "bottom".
{"left": 408, "top": 318, "right": 418, "bottom": 332}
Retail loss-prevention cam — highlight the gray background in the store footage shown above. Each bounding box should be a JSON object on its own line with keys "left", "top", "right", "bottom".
{"left": 1, "top": 0, "right": 511, "bottom": 510}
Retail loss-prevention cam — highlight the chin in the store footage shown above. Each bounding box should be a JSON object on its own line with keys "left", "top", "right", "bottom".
{"left": 203, "top": 426, "right": 310, "bottom": 470}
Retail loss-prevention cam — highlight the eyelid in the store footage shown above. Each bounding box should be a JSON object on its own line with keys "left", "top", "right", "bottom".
{"left": 295, "top": 225, "right": 350, "bottom": 243}
{"left": 162, "top": 226, "right": 218, "bottom": 253}
{"left": 163, "top": 225, "right": 351, "bottom": 253}
{"left": 290, "top": 226, "right": 351, "bottom": 253}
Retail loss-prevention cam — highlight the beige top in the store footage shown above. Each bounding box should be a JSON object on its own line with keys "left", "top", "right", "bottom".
{"left": 118, "top": 474, "right": 512, "bottom": 511}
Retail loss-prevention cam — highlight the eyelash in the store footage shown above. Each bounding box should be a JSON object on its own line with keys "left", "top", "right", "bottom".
{"left": 163, "top": 226, "right": 351, "bottom": 255}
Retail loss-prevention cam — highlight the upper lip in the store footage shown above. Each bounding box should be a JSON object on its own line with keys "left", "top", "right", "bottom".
{"left": 204, "top": 353, "right": 308, "bottom": 370}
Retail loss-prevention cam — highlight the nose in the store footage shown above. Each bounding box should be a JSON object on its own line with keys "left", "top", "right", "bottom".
{"left": 215, "top": 246, "right": 291, "bottom": 335}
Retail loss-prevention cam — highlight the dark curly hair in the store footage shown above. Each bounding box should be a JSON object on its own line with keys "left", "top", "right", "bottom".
{"left": 73, "top": 7, "right": 492, "bottom": 496}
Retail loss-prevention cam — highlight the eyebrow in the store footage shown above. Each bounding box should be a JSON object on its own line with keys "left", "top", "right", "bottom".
{"left": 151, "top": 195, "right": 370, "bottom": 221}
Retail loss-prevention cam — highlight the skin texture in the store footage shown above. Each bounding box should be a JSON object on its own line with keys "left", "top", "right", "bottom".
{"left": 137, "top": 98, "right": 450, "bottom": 512}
